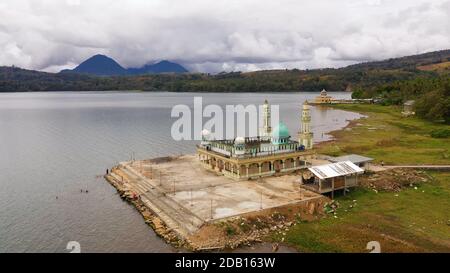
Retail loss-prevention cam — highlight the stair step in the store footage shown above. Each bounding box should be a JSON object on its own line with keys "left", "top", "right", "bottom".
{"left": 119, "top": 165, "right": 204, "bottom": 234}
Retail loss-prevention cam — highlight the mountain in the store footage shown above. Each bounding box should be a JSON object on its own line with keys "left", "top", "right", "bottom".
{"left": 1, "top": 49, "right": 448, "bottom": 92}
{"left": 69, "top": 54, "right": 127, "bottom": 76}
{"left": 62, "top": 55, "right": 188, "bottom": 76}
{"left": 128, "top": 60, "right": 188, "bottom": 74}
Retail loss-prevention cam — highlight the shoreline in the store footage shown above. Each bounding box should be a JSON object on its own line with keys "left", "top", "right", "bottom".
{"left": 315, "top": 116, "right": 365, "bottom": 150}
{"left": 277, "top": 104, "right": 450, "bottom": 252}
{"left": 101, "top": 105, "right": 363, "bottom": 252}
{"left": 104, "top": 158, "right": 329, "bottom": 252}
{"left": 104, "top": 173, "right": 185, "bottom": 247}
{"left": 104, "top": 103, "right": 450, "bottom": 253}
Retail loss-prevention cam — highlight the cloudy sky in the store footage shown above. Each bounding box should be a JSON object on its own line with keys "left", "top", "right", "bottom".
{"left": 0, "top": 0, "right": 449, "bottom": 73}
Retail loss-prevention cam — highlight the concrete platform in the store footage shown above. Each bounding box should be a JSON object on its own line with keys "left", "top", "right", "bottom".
{"left": 113, "top": 155, "right": 321, "bottom": 236}
{"left": 170, "top": 174, "right": 320, "bottom": 221}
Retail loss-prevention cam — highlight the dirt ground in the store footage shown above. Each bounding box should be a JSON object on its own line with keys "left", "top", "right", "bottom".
{"left": 359, "top": 168, "right": 431, "bottom": 192}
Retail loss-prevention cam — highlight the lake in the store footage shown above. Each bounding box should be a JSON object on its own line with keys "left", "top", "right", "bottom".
{"left": 0, "top": 91, "right": 362, "bottom": 252}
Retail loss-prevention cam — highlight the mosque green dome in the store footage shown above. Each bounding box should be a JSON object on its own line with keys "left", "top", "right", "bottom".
{"left": 273, "top": 122, "right": 290, "bottom": 138}
{"left": 272, "top": 122, "right": 290, "bottom": 144}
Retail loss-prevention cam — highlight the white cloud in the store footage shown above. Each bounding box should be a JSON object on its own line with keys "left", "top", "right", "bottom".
{"left": 0, "top": 0, "right": 448, "bottom": 73}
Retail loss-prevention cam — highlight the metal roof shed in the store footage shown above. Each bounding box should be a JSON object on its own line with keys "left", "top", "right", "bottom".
{"left": 308, "top": 161, "right": 364, "bottom": 180}
{"left": 329, "top": 154, "right": 373, "bottom": 165}
{"left": 302, "top": 161, "right": 364, "bottom": 198}
{"left": 328, "top": 154, "right": 373, "bottom": 169}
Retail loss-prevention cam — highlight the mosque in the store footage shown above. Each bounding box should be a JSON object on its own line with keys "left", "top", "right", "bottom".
{"left": 197, "top": 100, "right": 315, "bottom": 180}
{"left": 313, "top": 89, "right": 334, "bottom": 104}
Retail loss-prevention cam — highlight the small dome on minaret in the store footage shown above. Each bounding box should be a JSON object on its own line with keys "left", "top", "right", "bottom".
{"left": 201, "top": 129, "right": 211, "bottom": 140}
{"left": 234, "top": 136, "right": 245, "bottom": 145}
{"left": 303, "top": 100, "right": 310, "bottom": 110}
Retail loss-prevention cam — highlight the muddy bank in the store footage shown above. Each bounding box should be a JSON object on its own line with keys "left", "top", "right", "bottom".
{"left": 104, "top": 173, "right": 184, "bottom": 247}
{"left": 315, "top": 115, "right": 366, "bottom": 149}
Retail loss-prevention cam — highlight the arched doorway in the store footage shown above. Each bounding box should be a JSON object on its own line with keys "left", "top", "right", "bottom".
{"left": 273, "top": 160, "right": 282, "bottom": 172}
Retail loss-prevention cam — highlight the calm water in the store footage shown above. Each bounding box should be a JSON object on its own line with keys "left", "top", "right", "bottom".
{"left": 0, "top": 91, "right": 361, "bottom": 253}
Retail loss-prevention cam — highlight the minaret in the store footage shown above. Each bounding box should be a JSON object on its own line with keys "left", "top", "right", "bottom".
{"left": 298, "top": 101, "right": 313, "bottom": 149}
{"left": 260, "top": 99, "right": 272, "bottom": 138}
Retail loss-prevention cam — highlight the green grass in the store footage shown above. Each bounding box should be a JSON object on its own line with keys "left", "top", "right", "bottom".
{"left": 279, "top": 104, "right": 450, "bottom": 252}
{"left": 317, "top": 104, "right": 450, "bottom": 165}
{"left": 278, "top": 172, "right": 450, "bottom": 252}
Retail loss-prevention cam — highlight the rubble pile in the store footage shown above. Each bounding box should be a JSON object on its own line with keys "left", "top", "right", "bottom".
{"left": 323, "top": 200, "right": 339, "bottom": 214}
{"left": 360, "top": 168, "right": 430, "bottom": 192}
{"left": 188, "top": 198, "right": 328, "bottom": 251}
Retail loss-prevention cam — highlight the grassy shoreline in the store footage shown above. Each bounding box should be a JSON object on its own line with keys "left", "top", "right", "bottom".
{"left": 278, "top": 104, "right": 450, "bottom": 252}
{"left": 317, "top": 104, "right": 450, "bottom": 165}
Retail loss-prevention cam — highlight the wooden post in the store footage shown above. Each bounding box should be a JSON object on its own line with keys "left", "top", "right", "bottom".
{"left": 344, "top": 176, "right": 347, "bottom": 196}
{"left": 331, "top": 178, "right": 335, "bottom": 200}
{"left": 210, "top": 199, "right": 213, "bottom": 220}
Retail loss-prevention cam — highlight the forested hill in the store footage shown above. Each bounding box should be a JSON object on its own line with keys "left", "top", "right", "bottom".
{"left": 344, "top": 49, "right": 450, "bottom": 71}
{"left": 0, "top": 49, "right": 449, "bottom": 92}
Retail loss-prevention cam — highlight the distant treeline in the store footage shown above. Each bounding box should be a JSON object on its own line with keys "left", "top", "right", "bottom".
{"left": 352, "top": 76, "right": 450, "bottom": 124}
{"left": 0, "top": 49, "right": 449, "bottom": 93}
{"left": 0, "top": 65, "right": 443, "bottom": 93}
